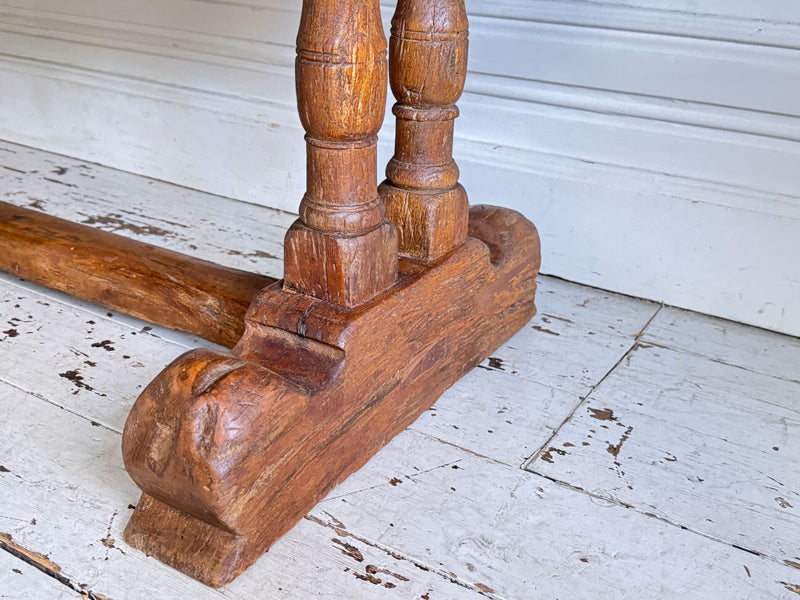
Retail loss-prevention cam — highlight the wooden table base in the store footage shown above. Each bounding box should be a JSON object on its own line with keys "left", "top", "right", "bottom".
{"left": 0, "top": 0, "right": 543, "bottom": 588}
{"left": 122, "top": 205, "right": 540, "bottom": 587}
{"left": 0, "top": 196, "right": 540, "bottom": 586}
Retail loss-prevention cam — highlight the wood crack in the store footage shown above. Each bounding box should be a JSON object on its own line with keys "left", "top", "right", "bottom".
{"left": 0, "top": 533, "right": 113, "bottom": 600}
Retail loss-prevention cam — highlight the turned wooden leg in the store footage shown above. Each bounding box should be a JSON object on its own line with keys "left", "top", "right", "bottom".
{"left": 380, "top": 0, "right": 470, "bottom": 262}
{"left": 283, "top": 0, "right": 398, "bottom": 307}
{"left": 121, "top": 0, "right": 541, "bottom": 588}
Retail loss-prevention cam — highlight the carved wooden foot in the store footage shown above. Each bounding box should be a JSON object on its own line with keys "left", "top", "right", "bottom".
{"left": 123, "top": 204, "right": 540, "bottom": 587}
{"left": 122, "top": 0, "right": 542, "bottom": 587}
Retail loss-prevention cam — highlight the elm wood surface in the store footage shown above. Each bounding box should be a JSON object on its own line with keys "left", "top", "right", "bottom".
{"left": 283, "top": 0, "right": 398, "bottom": 307}
{"left": 122, "top": 205, "right": 541, "bottom": 587}
{"left": 119, "top": 0, "right": 541, "bottom": 587}
{"left": 380, "top": 0, "right": 470, "bottom": 262}
{"left": 0, "top": 200, "right": 274, "bottom": 349}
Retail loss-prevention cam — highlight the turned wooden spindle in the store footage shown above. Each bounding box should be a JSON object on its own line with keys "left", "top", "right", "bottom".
{"left": 283, "top": 0, "right": 398, "bottom": 307}
{"left": 379, "top": 0, "right": 470, "bottom": 262}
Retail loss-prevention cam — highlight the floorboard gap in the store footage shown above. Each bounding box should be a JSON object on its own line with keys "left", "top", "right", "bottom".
{"left": 0, "top": 534, "right": 112, "bottom": 600}
{"left": 0, "top": 374, "right": 123, "bottom": 435}
{"left": 526, "top": 469, "right": 793, "bottom": 572}
{"left": 522, "top": 304, "right": 664, "bottom": 469}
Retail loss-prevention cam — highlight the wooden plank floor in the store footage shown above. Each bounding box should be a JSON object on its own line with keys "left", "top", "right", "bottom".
{"left": 1, "top": 139, "right": 800, "bottom": 599}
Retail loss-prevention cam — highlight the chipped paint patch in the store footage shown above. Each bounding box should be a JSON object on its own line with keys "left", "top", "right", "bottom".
{"left": 91, "top": 340, "right": 115, "bottom": 352}
{"left": 0, "top": 532, "right": 63, "bottom": 575}
{"left": 532, "top": 325, "right": 560, "bottom": 336}
{"left": 80, "top": 213, "right": 176, "bottom": 239}
{"left": 588, "top": 407, "right": 616, "bottom": 421}
{"left": 333, "top": 538, "right": 364, "bottom": 562}
{"left": 59, "top": 370, "right": 94, "bottom": 392}
{"left": 540, "top": 446, "right": 567, "bottom": 464}
{"left": 353, "top": 564, "right": 411, "bottom": 589}
{"left": 487, "top": 357, "right": 504, "bottom": 370}
{"left": 780, "top": 581, "right": 800, "bottom": 596}
{"left": 607, "top": 426, "right": 633, "bottom": 459}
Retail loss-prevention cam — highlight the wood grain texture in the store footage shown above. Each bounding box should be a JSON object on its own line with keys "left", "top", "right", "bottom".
{"left": 0, "top": 140, "right": 292, "bottom": 279}
{"left": 6, "top": 142, "right": 800, "bottom": 598}
{"left": 3, "top": 2, "right": 800, "bottom": 334}
{"left": 283, "top": 0, "right": 398, "bottom": 306}
{"left": 4, "top": 246, "right": 800, "bottom": 597}
{"left": 380, "top": 0, "right": 470, "bottom": 262}
{"left": 0, "top": 201, "right": 275, "bottom": 348}
{"left": 407, "top": 277, "right": 662, "bottom": 469}
{"left": 122, "top": 205, "right": 541, "bottom": 586}
{"left": 121, "top": 2, "right": 540, "bottom": 584}
{"left": 1, "top": 265, "right": 533, "bottom": 599}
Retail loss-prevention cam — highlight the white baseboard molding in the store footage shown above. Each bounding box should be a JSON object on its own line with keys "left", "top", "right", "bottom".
{"left": 459, "top": 141, "right": 800, "bottom": 337}
{"left": 3, "top": 54, "right": 798, "bottom": 213}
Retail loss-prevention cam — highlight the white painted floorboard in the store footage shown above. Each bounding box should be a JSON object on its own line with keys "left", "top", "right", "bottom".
{"left": 0, "top": 140, "right": 294, "bottom": 279}
{"left": 1, "top": 142, "right": 800, "bottom": 598}
{"left": 313, "top": 430, "right": 799, "bottom": 600}
{"left": 528, "top": 323, "right": 800, "bottom": 566}
{"left": 0, "top": 549, "right": 83, "bottom": 600}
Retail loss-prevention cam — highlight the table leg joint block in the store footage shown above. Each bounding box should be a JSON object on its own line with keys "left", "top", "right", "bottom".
{"left": 122, "top": 205, "right": 541, "bottom": 586}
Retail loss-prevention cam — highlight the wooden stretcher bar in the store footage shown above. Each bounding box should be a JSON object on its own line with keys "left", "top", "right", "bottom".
{"left": 0, "top": 201, "right": 274, "bottom": 348}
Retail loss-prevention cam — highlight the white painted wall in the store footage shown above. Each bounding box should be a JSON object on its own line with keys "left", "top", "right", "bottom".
{"left": 0, "top": 0, "right": 798, "bottom": 336}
